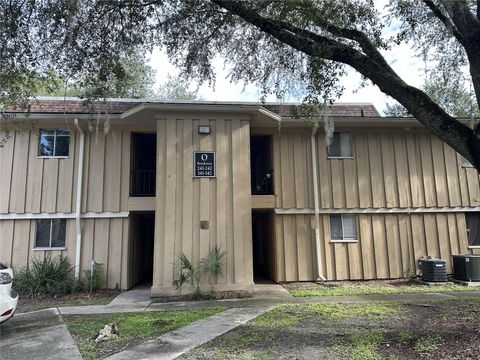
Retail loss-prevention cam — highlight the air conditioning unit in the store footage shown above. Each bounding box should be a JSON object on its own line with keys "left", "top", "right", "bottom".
{"left": 421, "top": 258, "right": 448, "bottom": 282}
{"left": 452, "top": 255, "right": 480, "bottom": 282}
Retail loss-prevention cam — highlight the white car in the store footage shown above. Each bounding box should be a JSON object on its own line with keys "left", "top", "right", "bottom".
{"left": 0, "top": 264, "right": 18, "bottom": 324}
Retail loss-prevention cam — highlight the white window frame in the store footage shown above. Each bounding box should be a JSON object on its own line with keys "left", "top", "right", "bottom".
{"left": 465, "top": 212, "right": 480, "bottom": 249}
{"left": 34, "top": 219, "right": 66, "bottom": 250}
{"left": 329, "top": 214, "right": 358, "bottom": 243}
{"left": 37, "top": 129, "right": 70, "bottom": 158}
{"left": 458, "top": 154, "right": 474, "bottom": 168}
{"left": 327, "top": 132, "right": 354, "bottom": 159}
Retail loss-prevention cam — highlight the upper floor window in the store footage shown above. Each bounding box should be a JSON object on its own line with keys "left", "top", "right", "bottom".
{"left": 330, "top": 214, "right": 358, "bottom": 242}
{"left": 38, "top": 129, "right": 70, "bottom": 157}
{"left": 327, "top": 132, "right": 352, "bottom": 158}
{"left": 35, "top": 219, "right": 66, "bottom": 249}
{"left": 465, "top": 213, "right": 480, "bottom": 247}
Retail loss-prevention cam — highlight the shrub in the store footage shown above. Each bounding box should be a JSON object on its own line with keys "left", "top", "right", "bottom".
{"left": 82, "top": 262, "right": 104, "bottom": 292}
{"left": 172, "top": 253, "right": 200, "bottom": 295}
{"left": 172, "top": 246, "right": 226, "bottom": 297}
{"left": 201, "top": 245, "right": 226, "bottom": 284}
{"left": 14, "top": 256, "right": 75, "bottom": 296}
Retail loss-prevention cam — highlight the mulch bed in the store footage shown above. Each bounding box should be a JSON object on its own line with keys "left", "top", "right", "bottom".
{"left": 16, "top": 289, "right": 121, "bottom": 313}
{"left": 282, "top": 278, "right": 420, "bottom": 290}
{"left": 153, "top": 290, "right": 252, "bottom": 303}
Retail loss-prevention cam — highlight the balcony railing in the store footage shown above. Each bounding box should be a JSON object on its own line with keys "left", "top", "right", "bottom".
{"left": 251, "top": 169, "right": 274, "bottom": 195}
{"left": 130, "top": 169, "right": 156, "bottom": 197}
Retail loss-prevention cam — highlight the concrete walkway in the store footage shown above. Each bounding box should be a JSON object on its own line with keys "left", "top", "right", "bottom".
{"left": 104, "top": 306, "right": 272, "bottom": 360}
{"left": 57, "top": 289, "right": 480, "bottom": 315}
{"left": 56, "top": 289, "right": 480, "bottom": 360}
{"left": 0, "top": 308, "right": 82, "bottom": 360}
{"left": 6, "top": 288, "right": 480, "bottom": 360}
{"left": 108, "top": 283, "right": 151, "bottom": 306}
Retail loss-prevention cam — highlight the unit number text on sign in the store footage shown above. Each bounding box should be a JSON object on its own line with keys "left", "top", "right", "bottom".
{"left": 194, "top": 151, "right": 216, "bottom": 178}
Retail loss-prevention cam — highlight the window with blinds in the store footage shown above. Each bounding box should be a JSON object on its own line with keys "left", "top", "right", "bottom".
{"left": 327, "top": 132, "right": 352, "bottom": 158}
{"left": 330, "top": 214, "right": 358, "bottom": 242}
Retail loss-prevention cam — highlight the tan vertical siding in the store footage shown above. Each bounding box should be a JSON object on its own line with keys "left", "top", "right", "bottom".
{"left": 10, "top": 132, "right": 30, "bottom": 213}
{"left": 356, "top": 134, "right": 373, "bottom": 208}
{"left": 152, "top": 116, "right": 253, "bottom": 295}
{"left": 56, "top": 133, "right": 76, "bottom": 212}
{"left": 270, "top": 130, "right": 480, "bottom": 210}
{"left": 273, "top": 212, "right": 475, "bottom": 281}
{"left": 0, "top": 218, "right": 129, "bottom": 288}
{"left": 0, "top": 132, "right": 15, "bottom": 213}
{"left": 215, "top": 120, "right": 228, "bottom": 284}
{"left": 103, "top": 134, "right": 122, "bottom": 212}
{"left": 0, "top": 127, "right": 136, "bottom": 215}
{"left": 266, "top": 124, "right": 480, "bottom": 282}
{"left": 0, "top": 220, "right": 14, "bottom": 265}
{"left": 25, "top": 133, "right": 44, "bottom": 213}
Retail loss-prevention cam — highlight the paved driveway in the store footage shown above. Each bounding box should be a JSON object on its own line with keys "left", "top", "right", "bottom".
{"left": 0, "top": 308, "right": 82, "bottom": 360}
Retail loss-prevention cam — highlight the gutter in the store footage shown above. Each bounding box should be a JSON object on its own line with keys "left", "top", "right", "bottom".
{"left": 74, "top": 119, "right": 85, "bottom": 280}
{"left": 311, "top": 128, "right": 327, "bottom": 281}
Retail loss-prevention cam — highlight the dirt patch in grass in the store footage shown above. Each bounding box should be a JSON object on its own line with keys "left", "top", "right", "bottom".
{"left": 183, "top": 298, "right": 480, "bottom": 360}
{"left": 284, "top": 279, "right": 476, "bottom": 297}
{"left": 16, "top": 290, "right": 121, "bottom": 313}
{"left": 152, "top": 290, "right": 252, "bottom": 303}
{"left": 63, "top": 307, "right": 225, "bottom": 360}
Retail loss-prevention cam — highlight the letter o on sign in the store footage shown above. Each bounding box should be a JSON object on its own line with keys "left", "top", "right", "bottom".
{"left": 194, "top": 151, "right": 216, "bottom": 178}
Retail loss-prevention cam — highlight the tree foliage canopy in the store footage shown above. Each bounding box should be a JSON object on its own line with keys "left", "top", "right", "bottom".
{"left": 385, "top": 70, "right": 480, "bottom": 118}
{"left": 1, "top": 0, "right": 479, "bottom": 169}
{"left": 30, "top": 54, "right": 158, "bottom": 99}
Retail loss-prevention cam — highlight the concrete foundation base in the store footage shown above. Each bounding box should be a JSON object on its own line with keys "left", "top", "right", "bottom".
{"left": 451, "top": 279, "right": 480, "bottom": 286}
{"left": 413, "top": 278, "right": 453, "bottom": 286}
{"left": 150, "top": 282, "right": 255, "bottom": 297}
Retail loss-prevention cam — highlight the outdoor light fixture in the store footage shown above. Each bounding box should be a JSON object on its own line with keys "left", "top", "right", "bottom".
{"left": 198, "top": 125, "right": 211, "bottom": 134}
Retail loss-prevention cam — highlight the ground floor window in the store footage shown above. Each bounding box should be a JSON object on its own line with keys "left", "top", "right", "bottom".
{"left": 35, "top": 219, "right": 66, "bottom": 249}
{"left": 465, "top": 213, "right": 480, "bottom": 247}
{"left": 330, "top": 214, "right": 358, "bottom": 242}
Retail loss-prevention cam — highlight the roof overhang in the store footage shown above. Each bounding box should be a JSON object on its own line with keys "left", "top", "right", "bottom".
{"left": 277, "top": 116, "right": 425, "bottom": 128}
{"left": 120, "top": 102, "right": 281, "bottom": 126}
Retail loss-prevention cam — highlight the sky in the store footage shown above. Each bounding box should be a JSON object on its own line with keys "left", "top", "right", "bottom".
{"left": 147, "top": 2, "right": 425, "bottom": 115}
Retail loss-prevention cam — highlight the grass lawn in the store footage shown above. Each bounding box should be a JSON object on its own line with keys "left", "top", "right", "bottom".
{"left": 284, "top": 279, "right": 476, "bottom": 297}
{"left": 63, "top": 307, "right": 225, "bottom": 360}
{"left": 183, "top": 298, "right": 480, "bottom": 360}
{"left": 16, "top": 290, "right": 121, "bottom": 313}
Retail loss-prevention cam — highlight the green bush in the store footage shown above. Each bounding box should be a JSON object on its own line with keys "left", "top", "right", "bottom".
{"left": 201, "top": 245, "right": 226, "bottom": 284}
{"left": 82, "top": 262, "right": 104, "bottom": 292}
{"left": 14, "top": 256, "right": 75, "bottom": 296}
{"left": 172, "top": 253, "right": 200, "bottom": 295}
{"left": 173, "top": 246, "right": 226, "bottom": 297}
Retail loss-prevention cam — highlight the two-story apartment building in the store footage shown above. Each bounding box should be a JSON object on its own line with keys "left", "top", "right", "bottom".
{"left": 0, "top": 98, "right": 479, "bottom": 296}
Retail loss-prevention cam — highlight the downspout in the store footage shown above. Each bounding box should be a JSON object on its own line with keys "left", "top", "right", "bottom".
{"left": 74, "top": 119, "right": 85, "bottom": 281}
{"left": 311, "top": 127, "right": 327, "bottom": 281}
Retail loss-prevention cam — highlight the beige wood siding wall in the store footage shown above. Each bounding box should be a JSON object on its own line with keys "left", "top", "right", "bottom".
{"left": 0, "top": 218, "right": 130, "bottom": 289}
{"left": 152, "top": 116, "right": 253, "bottom": 295}
{"left": 0, "top": 127, "right": 135, "bottom": 215}
{"left": 268, "top": 128, "right": 480, "bottom": 282}
{"left": 272, "top": 129, "right": 480, "bottom": 209}
{"left": 272, "top": 213, "right": 480, "bottom": 282}
{"left": 0, "top": 125, "right": 147, "bottom": 289}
